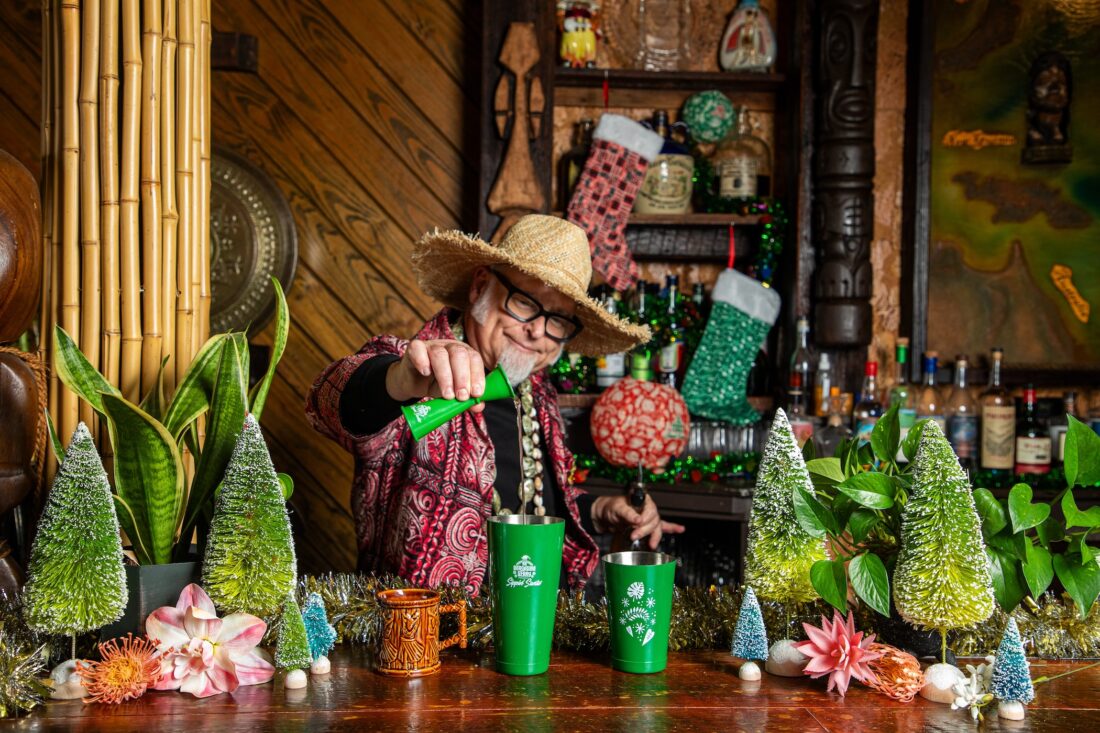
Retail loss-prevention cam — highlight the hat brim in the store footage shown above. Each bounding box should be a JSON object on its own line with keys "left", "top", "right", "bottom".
{"left": 411, "top": 229, "right": 651, "bottom": 357}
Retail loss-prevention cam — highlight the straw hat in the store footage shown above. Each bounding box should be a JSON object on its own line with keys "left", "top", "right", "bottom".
{"left": 411, "top": 215, "right": 650, "bottom": 356}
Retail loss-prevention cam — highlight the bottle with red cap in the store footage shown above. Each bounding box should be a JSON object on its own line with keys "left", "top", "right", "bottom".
{"left": 853, "top": 360, "right": 883, "bottom": 444}
{"left": 1015, "top": 384, "right": 1051, "bottom": 475}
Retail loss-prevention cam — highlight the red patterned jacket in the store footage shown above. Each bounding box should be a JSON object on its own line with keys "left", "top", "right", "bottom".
{"left": 305, "top": 309, "right": 599, "bottom": 595}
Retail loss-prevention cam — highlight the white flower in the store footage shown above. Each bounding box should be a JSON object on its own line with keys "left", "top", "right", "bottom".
{"left": 951, "top": 662, "right": 995, "bottom": 721}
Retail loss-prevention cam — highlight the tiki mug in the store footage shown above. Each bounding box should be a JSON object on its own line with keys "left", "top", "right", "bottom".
{"left": 376, "top": 589, "right": 468, "bottom": 677}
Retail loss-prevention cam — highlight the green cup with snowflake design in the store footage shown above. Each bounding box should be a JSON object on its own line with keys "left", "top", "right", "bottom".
{"left": 603, "top": 551, "right": 676, "bottom": 674}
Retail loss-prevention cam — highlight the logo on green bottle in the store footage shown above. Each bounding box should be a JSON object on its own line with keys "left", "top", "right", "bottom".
{"left": 506, "top": 555, "right": 543, "bottom": 588}
{"left": 619, "top": 581, "right": 656, "bottom": 645}
{"left": 410, "top": 404, "right": 431, "bottom": 422}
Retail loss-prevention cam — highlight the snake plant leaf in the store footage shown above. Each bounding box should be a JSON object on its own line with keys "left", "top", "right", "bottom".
{"left": 182, "top": 333, "right": 248, "bottom": 537}
{"left": 162, "top": 333, "right": 231, "bottom": 441}
{"left": 139, "top": 356, "right": 171, "bottom": 422}
{"left": 113, "top": 494, "right": 152, "bottom": 566}
{"left": 45, "top": 409, "right": 64, "bottom": 466}
{"left": 249, "top": 277, "right": 289, "bottom": 420}
{"left": 102, "top": 393, "right": 185, "bottom": 565}
{"left": 53, "top": 326, "right": 120, "bottom": 415}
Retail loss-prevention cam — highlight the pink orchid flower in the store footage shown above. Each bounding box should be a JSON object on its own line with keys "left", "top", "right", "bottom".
{"left": 146, "top": 583, "right": 274, "bottom": 698}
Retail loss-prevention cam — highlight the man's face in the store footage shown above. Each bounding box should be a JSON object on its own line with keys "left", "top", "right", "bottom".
{"left": 465, "top": 266, "right": 573, "bottom": 384}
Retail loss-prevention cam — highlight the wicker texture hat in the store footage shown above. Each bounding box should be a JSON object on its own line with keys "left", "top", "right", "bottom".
{"left": 411, "top": 215, "right": 650, "bottom": 356}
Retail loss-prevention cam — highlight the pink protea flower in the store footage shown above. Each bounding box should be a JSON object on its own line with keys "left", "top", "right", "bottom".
{"left": 146, "top": 583, "right": 274, "bottom": 698}
{"left": 794, "top": 610, "right": 884, "bottom": 696}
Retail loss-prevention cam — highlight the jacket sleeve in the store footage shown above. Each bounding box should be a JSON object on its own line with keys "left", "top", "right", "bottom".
{"left": 305, "top": 334, "right": 408, "bottom": 452}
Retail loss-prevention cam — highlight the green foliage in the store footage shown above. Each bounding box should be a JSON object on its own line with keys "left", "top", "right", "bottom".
{"left": 731, "top": 587, "right": 768, "bottom": 661}
{"left": 52, "top": 278, "right": 290, "bottom": 564}
{"left": 743, "top": 409, "right": 826, "bottom": 604}
{"left": 990, "top": 618, "right": 1035, "bottom": 704}
{"left": 892, "top": 421, "right": 995, "bottom": 632}
{"left": 301, "top": 592, "right": 337, "bottom": 661}
{"left": 275, "top": 594, "right": 312, "bottom": 670}
{"left": 22, "top": 424, "right": 127, "bottom": 635}
{"left": 202, "top": 415, "right": 297, "bottom": 617}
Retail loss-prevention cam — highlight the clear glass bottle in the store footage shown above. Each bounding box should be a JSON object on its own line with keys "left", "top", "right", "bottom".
{"left": 1048, "top": 391, "right": 1077, "bottom": 466}
{"left": 1015, "top": 385, "right": 1051, "bottom": 475}
{"left": 595, "top": 289, "right": 627, "bottom": 389}
{"left": 946, "top": 355, "right": 979, "bottom": 474}
{"left": 557, "top": 118, "right": 595, "bottom": 211}
{"left": 657, "top": 275, "right": 686, "bottom": 389}
{"left": 813, "top": 352, "right": 833, "bottom": 419}
{"left": 889, "top": 338, "right": 916, "bottom": 449}
{"left": 786, "top": 372, "right": 816, "bottom": 448}
{"left": 916, "top": 353, "right": 946, "bottom": 432}
{"left": 635, "top": 0, "right": 692, "bottom": 71}
{"left": 814, "top": 387, "right": 852, "bottom": 458}
{"left": 789, "top": 316, "right": 815, "bottom": 413}
{"left": 712, "top": 107, "right": 768, "bottom": 199}
{"left": 980, "top": 347, "right": 1015, "bottom": 474}
{"left": 630, "top": 282, "right": 655, "bottom": 381}
{"left": 853, "top": 361, "right": 883, "bottom": 444}
{"left": 718, "top": 0, "right": 777, "bottom": 73}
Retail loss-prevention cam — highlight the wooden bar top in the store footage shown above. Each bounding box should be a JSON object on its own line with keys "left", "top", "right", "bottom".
{"left": 17, "top": 648, "right": 1100, "bottom": 731}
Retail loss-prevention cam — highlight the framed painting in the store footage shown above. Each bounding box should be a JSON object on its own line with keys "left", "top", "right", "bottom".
{"left": 904, "top": 0, "right": 1100, "bottom": 380}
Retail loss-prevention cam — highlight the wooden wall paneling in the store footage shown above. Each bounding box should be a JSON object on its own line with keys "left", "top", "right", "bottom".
{"left": 381, "top": 0, "right": 468, "bottom": 86}
{"left": 0, "top": 16, "right": 43, "bottom": 115}
{"left": 0, "top": 93, "right": 38, "bottom": 178}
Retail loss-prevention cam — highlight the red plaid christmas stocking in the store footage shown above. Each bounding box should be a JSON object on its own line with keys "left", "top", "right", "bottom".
{"left": 566, "top": 114, "right": 664, "bottom": 291}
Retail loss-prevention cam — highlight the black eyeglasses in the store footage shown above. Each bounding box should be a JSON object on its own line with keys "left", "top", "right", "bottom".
{"left": 490, "top": 270, "right": 583, "bottom": 343}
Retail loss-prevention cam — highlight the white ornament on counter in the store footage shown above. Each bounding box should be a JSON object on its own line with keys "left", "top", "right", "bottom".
{"left": 285, "top": 668, "right": 308, "bottom": 689}
{"left": 738, "top": 660, "right": 762, "bottom": 680}
{"left": 920, "top": 662, "right": 965, "bottom": 704}
{"left": 49, "top": 659, "right": 87, "bottom": 700}
{"left": 998, "top": 700, "right": 1025, "bottom": 720}
{"left": 764, "top": 639, "right": 808, "bottom": 677}
{"left": 310, "top": 655, "right": 331, "bottom": 675}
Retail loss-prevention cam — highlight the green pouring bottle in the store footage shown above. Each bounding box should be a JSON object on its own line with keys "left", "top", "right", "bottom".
{"left": 401, "top": 365, "right": 515, "bottom": 441}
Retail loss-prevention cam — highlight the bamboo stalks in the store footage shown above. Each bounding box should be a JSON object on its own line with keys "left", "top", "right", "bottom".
{"left": 59, "top": 0, "right": 81, "bottom": 444}
{"left": 139, "top": 0, "right": 163, "bottom": 395}
{"left": 175, "top": 0, "right": 194, "bottom": 385}
{"left": 79, "top": 0, "right": 101, "bottom": 431}
{"left": 196, "top": 0, "right": 211, "bottom": 350}
{"left": 160, "top": 0, "right": 178, "bottom": 390}
{"left": 100, "top": 0, "right": 121, "bottom": 400}
{"left": 118, "top": 0, "right": 142, "bottom": 402}
{"left": 40, "top": 0, "right": 55, "bottom": 359}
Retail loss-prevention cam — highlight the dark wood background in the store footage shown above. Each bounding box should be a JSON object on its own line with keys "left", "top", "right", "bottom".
{"left": 0, "top": 0, "right": 478, "bottom": 572}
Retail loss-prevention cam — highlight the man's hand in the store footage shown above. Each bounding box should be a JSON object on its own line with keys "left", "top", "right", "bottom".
{"left": 386, "top": 339, "right": 487, "bottom": 412}
{"left": 591, "top": 495, "right": 686, "bottom": 550}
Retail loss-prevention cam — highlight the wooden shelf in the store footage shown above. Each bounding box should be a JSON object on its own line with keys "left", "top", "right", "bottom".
{"left": 629, "top": 213, "right": 763, "bottom": 226}
{"left": 554, "top": 68, "right": 786, "bottom": 92}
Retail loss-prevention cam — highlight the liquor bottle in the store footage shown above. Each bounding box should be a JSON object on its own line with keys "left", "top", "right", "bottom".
{"left": 980, "top": 348, "right": 1015, "bottom": 475}
{"left": 814, "top": 387, "right": 852, "bottom": 459}
{"left": 630, "top": 282, "right": 655, "bottom": 381}
{"left": 915, "top": 353, "right": 946, "bottom": 432}
{"left": 595, "top": 290, "right": 627, "bottom": 389}
{"left": 1015, "top": 385, "right": 1051, "bottom": 475}
{"left": 813, "top": 352, "right": 833, "bottom": 418}
{"left": 853, "top": 361, "right": 883, "bottom": 444}
{"left": 946, "top": 355, "right": 979, "bottom": 473}
{"left": 718, "top": 0, "right": 777, "bottom": 73}
{"left": 888, "top": 338, "right": 916, "bottom": 428}
{"left": 786, "top": 372, "right": 816, "bottom": 448}
{"left": 789, "top": 316, "right": 815, "bottom": 413}
{"left": 636, "top": 111, "right": 694, "bottom": 215}
{"left": 712, "top": 107, "right": 764, "bottom": 199}
{"left": 657, "top": 275, "right": 686, "bottom": 389}
{"left": 557, "top": 118, "right": 594, "bottom": 211}
{"left": 1048, "top": 391, "right": 1077, "bottom": 466}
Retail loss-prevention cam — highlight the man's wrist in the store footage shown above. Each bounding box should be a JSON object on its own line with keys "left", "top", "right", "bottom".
{"left": 384, "top": 360, "right": 418, "bottom": 402}
{"left": 590, "top": 496, "right": 608, "bottom": 534}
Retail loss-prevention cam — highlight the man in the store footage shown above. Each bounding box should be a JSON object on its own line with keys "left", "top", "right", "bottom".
{"left": 306, "top": 215, "right": 684, "bottom": 594}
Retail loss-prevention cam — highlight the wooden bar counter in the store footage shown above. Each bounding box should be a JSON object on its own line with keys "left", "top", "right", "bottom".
{"left": 14, "top": 648, "right": 1100, "bottom": 731}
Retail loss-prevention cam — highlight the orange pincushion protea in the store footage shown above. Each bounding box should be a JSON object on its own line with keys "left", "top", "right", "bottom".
{"left": 861, "top": 643, "right": 924, "bottom": 702}
{"left": 77, "top": 634, "right": 162, "bottom": 704}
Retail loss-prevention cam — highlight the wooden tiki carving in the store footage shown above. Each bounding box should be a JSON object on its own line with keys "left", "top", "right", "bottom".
{"left": 487, "top": 22, "right": 547, "bottom": 242}
{"left": 812, "top": 0, "right": 878, "bottom": 346}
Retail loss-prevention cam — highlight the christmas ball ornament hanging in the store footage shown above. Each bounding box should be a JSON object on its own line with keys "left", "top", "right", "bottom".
{"left": 681, "top": 91, "right": 736, "bottom": 144}
{"left": 590, "top": 378, "right": 689, "bottom": 470}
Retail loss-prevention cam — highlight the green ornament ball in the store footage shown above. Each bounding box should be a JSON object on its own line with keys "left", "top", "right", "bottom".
{"left": 682, "top": 91, "right": 735, "bottom": 143}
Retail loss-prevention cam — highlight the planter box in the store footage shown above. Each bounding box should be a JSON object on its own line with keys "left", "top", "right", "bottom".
{"left": 100, "top": 561, "right": 199, "bottom": 639}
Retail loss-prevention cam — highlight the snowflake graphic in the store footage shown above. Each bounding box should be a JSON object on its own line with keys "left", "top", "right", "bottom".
{"left": 622, "top": 597, "right": 631, "bottom": 608}
{"left": 627, "top": 582, "right": 645, "bottom": 599}
{"left": 634, "top": 623, "right": 646, "bottom": 636}
{"left": 646, "top": 596, "right": 656, "bottom": 608}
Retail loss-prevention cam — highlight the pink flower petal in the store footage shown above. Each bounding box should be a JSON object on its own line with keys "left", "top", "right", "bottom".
{"left": 176, "top": 584, "right": 217, "bottom": 615}
{"left": 217, "top": 612, "right": 268, "bottom": 652}
{"left": 801, "top": 623, "right": 833, "bottom": 650}
{"left": 180, "top": 670, "right": 223, "bottom": 698}
{"left": 184, "top": 606, "right": 224, "bottom": 641}
{"left": 231, "top": 648, "right": 275, "bottom": 687}
{"left": 208, "top": 655, "right": 240, "bottom": 694}
{"left": 146, "top": 607, "right": 190, "bottom": 649}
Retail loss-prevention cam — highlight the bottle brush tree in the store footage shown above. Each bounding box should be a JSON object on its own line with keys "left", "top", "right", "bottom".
{"left": 275, "top": 593, "right": 312, "bottom": 671}
{"left": 22, "top": 423, "right": 127, "bottom": 637}
{"left": 991, "top": 618, "right": 1035, "bottom": 705}
{"left": 744, "top": 409, "right": 826, "bottom": 606}
{"left": 893, "top": 420, "right": 995, "bottom": 658}
{"left": 731, "top": 587, "right": 768, "bottom": 662}
{"left": 202, "top": 414, "right": 296, "bottom": 618}
{"left": 301, "top": 592, "right": 337, "bottom": 662}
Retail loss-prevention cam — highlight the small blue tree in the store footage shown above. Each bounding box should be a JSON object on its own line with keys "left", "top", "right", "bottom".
{"left": 732, "top": 587, "right": 769, "bottom": 661}
{"left": 991, "top": 618, "right": 1034, "bottom": 704}
{"left": 301, "top": 592, "right": 337, "bottom": 661}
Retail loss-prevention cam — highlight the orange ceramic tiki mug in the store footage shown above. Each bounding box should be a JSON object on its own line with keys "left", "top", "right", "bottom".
{"left": 376, "top": 589, "right": 467, "bottom": 677}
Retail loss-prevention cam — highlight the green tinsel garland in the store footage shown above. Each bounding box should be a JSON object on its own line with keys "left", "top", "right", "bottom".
{"left": 573, "top": 451, "right": 759, "bottom": 486}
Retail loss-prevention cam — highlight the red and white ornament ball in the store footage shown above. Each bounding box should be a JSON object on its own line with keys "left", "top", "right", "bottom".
{"left": 590, "top": 378, "right": 690, "bottom": 469}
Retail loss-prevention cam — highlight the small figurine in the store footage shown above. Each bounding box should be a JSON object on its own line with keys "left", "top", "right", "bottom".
{"left": 557, "top": 1, "right": 601, "bottom": 69}
{"left": 1022, "top": 51, "right": 1072, "bottom": 165}
{"left": 719, "top": 0, "right": 777, "bottom": 73}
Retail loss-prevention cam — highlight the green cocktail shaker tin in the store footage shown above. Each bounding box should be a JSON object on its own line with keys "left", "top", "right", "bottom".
{"left": 603, "top": 551, "right": 676, "bottom": 674}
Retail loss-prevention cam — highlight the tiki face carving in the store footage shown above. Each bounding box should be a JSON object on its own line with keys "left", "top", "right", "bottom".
{"left": 821, "top": 0, "right": 877, "bottom": 137}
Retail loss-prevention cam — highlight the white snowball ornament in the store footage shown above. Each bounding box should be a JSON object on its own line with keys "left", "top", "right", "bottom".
{"left": 764, "top": 639, "right": 808, "bottom": 677}
{"left": 998, "top": 700, "right": 1026, "bottom": 720}
{"left": 310, "top": 655, "right": 331, "bottom": 675}
{"left": 284, "top": 668, "right": 308, "bottom": 689}
{"left": 920, "top": 663, "right": 965, "bottom": 704}
{"left": 48, "top": 659, "right": 87, "bottom": 700}
{"left": 738, "top": 660, "right": 761, "bottom": 680}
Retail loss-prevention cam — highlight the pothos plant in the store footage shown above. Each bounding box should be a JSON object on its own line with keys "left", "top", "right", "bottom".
{"left": 48, "top": 278, "right": 291, "bottom": 566}
{"left": 973, "top": 416, "right": 1100, "bottom": 619}
{"left": 795, "top": 404, "right": 927, "bottom": 618}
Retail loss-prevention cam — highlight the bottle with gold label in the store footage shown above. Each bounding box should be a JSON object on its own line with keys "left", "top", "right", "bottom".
{"left": 635, "top": 111, "right": 694, "bottom": 215}
{"left": 980, "top": 347, "right": 1015, "bottom": 476}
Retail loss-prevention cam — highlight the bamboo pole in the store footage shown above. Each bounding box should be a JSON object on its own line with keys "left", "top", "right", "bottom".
{"left": 196, "top": 0, "right": 212, "bottom": 349}
{"left": 160, "top": 0, "right": 178, "bottom": 390}
{"left": 140, "top": 0, "right": 163, "bottom": 394}
{"left": 39, "top": 0, "right": 54, "bottom": 357}
{"left": 99, "top": 0, "right": 121, "bottom": 400}
{"left": 48, "top": 0, "right": 64, "bottom": 434}
{"left": 175, "top": 0, "right": 194, "bottom": 384}
{"left": 118, "top": 0, "right": 142, "bottom": 402}
{"left": 79, "top": 0, "right": 101, "bottom": 431}
{"left": 59, "top": 0, "right": 81, "bottom": 444}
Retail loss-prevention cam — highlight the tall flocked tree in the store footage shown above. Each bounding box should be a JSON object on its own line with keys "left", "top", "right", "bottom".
{"left": 744, "top": 409, "right": 826, "bottom": 604}
{"left": 23, "top": 423, "right": 127, "bottom": 636}
{"left": 893, "top": 420, "right": 995, "bottom": 655}
{"left": 202, "top": 415, "right": 296, "bottom": 618}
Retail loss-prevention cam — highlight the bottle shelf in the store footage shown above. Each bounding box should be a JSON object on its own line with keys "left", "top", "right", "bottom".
{"left": 553, "top": 68, "right": 786, "bottom": 92}
{"left": 628, "top": 213, "right": 763, "bottom": 226}
{"left": 558, "top": 392, "right": 773, "bottom": 413}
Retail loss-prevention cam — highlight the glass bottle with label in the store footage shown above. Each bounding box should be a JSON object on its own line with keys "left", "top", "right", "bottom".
{"left": 946, "top": 355, "right": 979, "bottom": 474}
{"left": 1048, "top": 391, "right": 1077, "bottom": 467}
{"left": 916, "top": 353, "right": 946, "bottom": 432}
{"left": 712, "top": 107, "right": 768, "bottom": 199}
{"left": 813, "top": 352, "right": 833, "bottom": 419}
{"left": 657, "top": 275, "right": 686, "bottom": 389}
{"left": 889, "top": 338, "right": 916, "bottom": 453}
{"left": 1015, "top": 385, "right": 1051, "bottom": 475}
{"left": 853, "top": 361, "right": 883, "bottom": 444}
{"left": 557, "top": 118, "right": 594, "bottom": 211}
{"left": 980, "top": 347, "right": 1015, "bottom": 475}
{"left": 789, "top": 316, "right": 815, "bottom": 413}
{"left": 595, "top": 289, "right": 627, "bottom": 389}
{"left": 814, "top": 387, "right": 852, "bottom": 459}
{"left": 630, "top": 282, "right": 655, "bottom": 381}
{"left": 636, "top": 111, "right": 694, "bottom": 215}
{"left": 786, "top": 372, "right": 816, "bottom": 448}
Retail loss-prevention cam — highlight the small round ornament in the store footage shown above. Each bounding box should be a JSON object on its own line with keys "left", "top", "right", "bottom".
{"left": 681, "top": 91, "right": 736, "bottom": 144}
{"left": 590, "top": 378, "right": 690, "bottom": 470}
{"left": 764, "top": 639, "right": 808, "bottom": 677}
{"left": 738, "top": 660, "right": 761, "bottom": 680}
